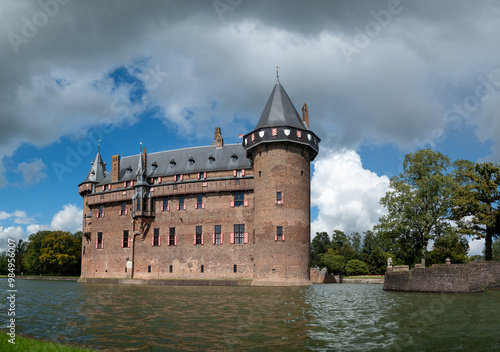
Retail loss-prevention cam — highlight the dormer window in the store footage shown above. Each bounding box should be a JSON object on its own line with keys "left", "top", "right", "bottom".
{"left": 126, "top": 166, "right": 133, "bottom": 174}
{"left": 152, "top": 161, "right": 158, "bottom": 170}
{"left": 231, "top": 154, "right": 238, "bottom": 162}
{"left": 208, "top": 156, "right": 215, "bottom": 164}
{"left": 170, "top": 159, "right": 176, "bottom": 167}
{"left": 188, "top": 157, "right": 195, "bottom": 166}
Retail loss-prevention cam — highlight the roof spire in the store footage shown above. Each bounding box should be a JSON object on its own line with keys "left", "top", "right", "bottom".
{"left": 275, "top": 66, "right": 280, "bottom": 83}
{"left": 98, "top": 139, "right": 101, "bottom": 153}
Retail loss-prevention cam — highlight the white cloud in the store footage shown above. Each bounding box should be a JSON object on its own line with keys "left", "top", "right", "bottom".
{"left": 468, "top": 237, "right": 485, "bottom": 256}
{"left": 16, "top": 158, "right": 47, "bottom": 185}
{"left": 12, "top": 210, "right": 36, "bottom": 225}
{"left": 311, "top": 149, "right": 390, "bottom": 236}
{"left": 0, "top": 211, "right": 11, "bottom": 220}
{"left": 49, "top": 204, "right": 82, "bottom": 233}
{"left": 0, "top": 226, "right": 25, "bottom": 253}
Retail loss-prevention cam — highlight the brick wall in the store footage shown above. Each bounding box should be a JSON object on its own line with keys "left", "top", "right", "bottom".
{"left": 384, "top": 261, "right": 500, "bottom": 293}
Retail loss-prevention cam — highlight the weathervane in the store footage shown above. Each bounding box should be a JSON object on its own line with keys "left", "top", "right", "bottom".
{"left": 276, "top": 66, "right": 280, "bottom": 83}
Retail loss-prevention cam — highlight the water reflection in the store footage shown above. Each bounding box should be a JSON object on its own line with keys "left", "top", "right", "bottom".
{"left": 1, "top": 279, "right": 499, "bottom": 351}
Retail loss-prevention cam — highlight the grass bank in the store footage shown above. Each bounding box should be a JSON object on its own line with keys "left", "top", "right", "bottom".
{"left": 0, "top": 330, "right": 94, "bottom": 352}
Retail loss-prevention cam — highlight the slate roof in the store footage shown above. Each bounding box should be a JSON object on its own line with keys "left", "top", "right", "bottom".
{"left": 254, "top": 82, "right": 307, "bottom": 130}
{"left": 81, "top": 151, "right": 107, "bottom": 184}
{"left": 95, "top": 143, "right": 250, "bottom": 185}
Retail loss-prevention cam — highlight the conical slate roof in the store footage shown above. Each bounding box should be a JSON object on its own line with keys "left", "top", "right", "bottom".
{"left": 82, "top": 151, "right": 107, "bottom": 183}
{"left": 255, "top": 82, "right": 307, "bottom": 130}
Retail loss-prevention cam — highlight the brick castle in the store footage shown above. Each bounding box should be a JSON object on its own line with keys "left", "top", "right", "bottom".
{"left": 78, "top": 80, "right": 320, "bottom": 286}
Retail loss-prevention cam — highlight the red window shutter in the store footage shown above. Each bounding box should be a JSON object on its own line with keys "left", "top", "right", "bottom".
{"left": 119, "top": 210, "right": 122, "bottom": 216}
{"left": 244, "top": 233, "right": 249, "bottom": 244}
{"left": 272, "top": 128, "right": 277, "bottom": 137}
{"left": 121, "top": 238, "right": 124, "bottom": 248}
{"left": 297, "top": 130, "right": 301, "bottom": 138}
{"left": 174, "top": 235, "right": 177, "bottom": 246}
{"left": 212, "top": 233, "right": 215, "bottom": 245}
{"left": 180, "top": 175, "right": 183, "bottom": 181}
{"left": 102, "top": 211, "right": 105, "bottom": 218}
{"left": 177, "top": 204, "right": 180, "bottom": 210}
{"left": 158, "top": 235, "right": 161, "bottom": 247}
{"left": 202, "top": 203, "right": 205, "bottom": 209}
{"left": 198, "top": 173, "right": 200, "bottom": 179}
{"left": 220, "top": 234, "right": 223, "bottom": 244}
{"left": 102, "top": 239, "right": 104, "bottom": 249}
{"left": 282, "top": 234, "right": 285, "bottom": 241}
{"left": 161, "top": 206, "right": 164, "bottom": 212}
{"left": 96, "top": 238, "right": 98, "bottom": 249}
{"left": 158, "top": 177, "right": 162, "bottom": 183}
{"left": 201, "top": 234, "right": 204, "bottom": 245}
{"left": 281, "top": 199, "right": 284, "bottom": 205}
{"left": 195, "top": 203, "right": 198, "bottom": 210}
{"left": 102, "top": 185, "right": 105, "bottom": 191}
{"left": 131, "top": 181, "right": 134, "bottom": 187}
{"left": 230, "top": 201, "right": 235, "bottom": 208}
{"left": 183, "top": 204, "right": 186, "bottom": 210}
{"left": 241, "top": 169, "right": 245, "bottom": 176}
{"left": 125, "top": 209, "right": 128, "bottom": 215}
{"left": 167, "top": 205, "right": 170, "bottom": 212}
{"left": 244, "top": 200, "right": 249, "bottom": 207}
{"left": 230, "top": 233, "right": 234, "bottom": 244}
{"left": 204, "top": 172, "right": 207, "bottom": 179}
{"left": 193, "top": 234, "right": 196, "bottom": 245}
{"left": 233, "top": 170, "right": 237, "bottom": 177}
{"left": 123, "top": 182, "right": 127, "bottom": 187}
{"left": 152, "top": 236, "right": 154, "bottom": 246}
{"left": 174, "top": 175, "right": 177, "bottom": 182}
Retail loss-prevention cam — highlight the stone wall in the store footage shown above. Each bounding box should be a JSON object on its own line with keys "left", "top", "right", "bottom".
{"left": 384, "top": 261, "right": 500, "bottom": 293}
{"left": 310, "top": 267, "right": 340, "bottom": 284}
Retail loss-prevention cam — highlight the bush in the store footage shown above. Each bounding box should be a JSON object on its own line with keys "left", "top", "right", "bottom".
{"left": 345, "top": 259, "right": 369, "bottom": 276}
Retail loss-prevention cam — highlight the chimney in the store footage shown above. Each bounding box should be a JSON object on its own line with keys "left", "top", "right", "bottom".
{"left": 214, "top": 127, "right": 224, "bottom": 148}
{"left": 112, "top": 154, "right": 120, "bottom": 182}
{"left": 302, "top": 103, "right": 309, "bottom": 129}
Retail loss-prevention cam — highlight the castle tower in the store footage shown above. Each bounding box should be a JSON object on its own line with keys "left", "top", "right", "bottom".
{"left": 244, "top": 79, "right": 320, "bottom": 285}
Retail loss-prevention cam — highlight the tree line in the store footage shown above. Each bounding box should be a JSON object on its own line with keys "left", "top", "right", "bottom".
{"left": 0, "top": 231, "right": 82, "bottom": 276}
{"left": 312, "top": 149, "right": 500, "bottom": 274}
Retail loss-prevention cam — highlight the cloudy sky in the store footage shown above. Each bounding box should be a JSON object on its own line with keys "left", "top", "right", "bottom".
{"left": 1, "top": 0, "right": 499, "bottom": 254}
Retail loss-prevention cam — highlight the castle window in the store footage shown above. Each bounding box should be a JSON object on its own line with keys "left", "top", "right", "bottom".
{"left": 276, "top": 192, "right": 283, "bottom": 205}
{"left": 259, "top": 171, "right": 261, "bottom": 177}
{"left": 201, "top": 265, "right": 204, "bottom": 273}
{"left": 98, "top": 205, "right": 104, "bottom": 218}
{"left": 275, "top": 226, "right": 284, "bottom": 241}
{"left": 196, "top": 195, "right": 204, "bottom": 209}
{"left": 125, "top": 181, "right": 131, "bottom": 187}
{"left": 162, "top": 197, "right": 169, "bottom": 212}
{"left": 148, "top": 265, "right": 151, "bottom": 273}
{"left": 213, "top": 225, "right": 222, "bottom": 245}
{"left": 177, "top": 196, "right": 185, "bottom": 210}
{"left": 169, "top": 265, "right": 173, "bottom": 273}
{"left": 233, "top": 264, "right": 238, "bottom": 273}
{"left": 83, "top": 246, "right": 86, "bottom": 255}
{"left": 152, "top": 177, "right": 161, "bottom": 184}
{"left": 120, "top": 202, "right": 127, "bottom": 215}
{"left": 198, "top": 172, "right": 207, "bottom": 180}
{"left": 233, "top": 224, "right": 247, "bottom": 244}
{"left": 174, "top": 174, "right": 183, "bottom": 182}
{"left": 169, "top": 227, "right": 177, "bottom": 246}
{"left": 96, "top": 232, "right": 103, "bottom": 249}
{"left": 194, "top": 226, "right": 203, "bottom": 245}
{"left": 152, "top": 228, "right": 161, "bottom": 247}
{"left": 122, "top": 230, "right": 130, "bottom": 248}
{"left": 233, "top": 192, "right": 244, "bottom": 207}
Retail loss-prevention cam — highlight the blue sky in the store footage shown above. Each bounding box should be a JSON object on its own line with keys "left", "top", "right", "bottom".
{"left": 1, "top": 0, "right": 500, "bottom": 255}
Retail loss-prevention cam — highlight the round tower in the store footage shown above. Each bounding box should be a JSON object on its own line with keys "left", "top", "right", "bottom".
{"left": 244, "top": 80, "right": 320, "bottom": 285}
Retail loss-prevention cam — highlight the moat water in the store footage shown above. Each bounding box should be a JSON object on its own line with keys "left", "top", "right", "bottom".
{"left": 2, "top": 278, "right": 499, "bottom": 351}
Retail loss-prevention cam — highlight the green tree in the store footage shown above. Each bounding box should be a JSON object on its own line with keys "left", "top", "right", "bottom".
{"left": 319, "top": 249, "right": 345, "bottom": 275}
{"left": 452, "top": 160, "right": 500, "bottom": 261}
{"left": 0, "top": 252, "right": 7, "bottom": 275}
{"left": 350, "top": 232, "right": 362, "bottom": 259}
{"left": 345, "top": 259, "right": 369, "bottom": 276}
{"left": 15, "top": 239, "right": 26, "bottom": 274}
{"left": 40, "top": 231, "right": 81, "bottom": 275}
{"left": 492, "top": 238, "right": 500, "bottom": 262}
{"left": 362, "top": 230, "right": 393, "bottom": 274}
{"left": 376, "top": 149, "right": 456, "bottom": 266}
{"left": 311, "top": 232, "right": 331, "bottom": 267}
{"left": 23, "top": 231, "right": 50, "bottom": 274}
{"left": 331, "top": 230, "right": 356, "bottom": 262}
{"left": 427, "top": 230, "right": 469, "bottom": 265}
